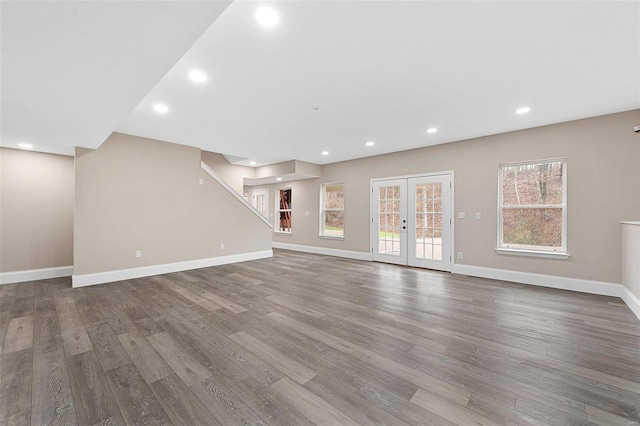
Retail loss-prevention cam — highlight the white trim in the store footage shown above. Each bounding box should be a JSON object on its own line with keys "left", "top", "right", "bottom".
{"left": 275, "top": 186, "right": 293, "bottom": 234}
{"left": 450, "top": 171, "right": 455, "bottom": 273}
{"left": 452, "top": 264, "right": 620, "bottom": 295}
{"left": 620, "top": 286, "right": 640, "bottom": 320}
{"left": 200, "top": 161, "right": 273, "bottom": 229}
{"left": 498, "top": 157, "right": 568, "bottom": 168}
{"left": 72, "top": 250, "right": 273, "bottom": 288}
{"left": 621, "top": 221, "right": 640, "bottom": 226}
{"left": 251, "top": 188, "right": 270, "bottom": 221}
{"left": 371, "top": 170, "right": 455, "bottom": 182}
{"left": 495, "top": 248, "right": 570, "bottom": 259}
{"left": 497, "top": 159, "right": 567, "bottom": 255}
{"left": 370, "top": 178, "right": 408, "bottom": 265}
{"left": 0, "top": 266, "right": 73, "bottom": 285}
{"left": 453, "top": 263, "right": 640, "bottom": 320}
{"left": 502, "top": 204, "right": 564, "bottom": 209}
{"left": 318, "top": 235, "right": 345, "bottom": 240}
{"left": 369, "top": 170, "right": 455, "bottom": 271}
{"left": 320, "top": 182, "right": 345, "bottom": 238}
{"left": 273, "top": 242, "right": 372, "bottom": 261}
{"left": 407, "top": 174, "right": 453, "bottom": 272}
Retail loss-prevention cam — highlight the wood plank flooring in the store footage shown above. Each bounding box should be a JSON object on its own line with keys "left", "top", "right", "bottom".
{"left": 1, "top": 249, "right": 639, "bottom": 425}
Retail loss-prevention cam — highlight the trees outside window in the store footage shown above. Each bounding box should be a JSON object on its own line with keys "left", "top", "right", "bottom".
{"left": 499, "top": 160, "right": 566, "bottom": 253}
{"left": 321, "top": 183, "right": 344, "bottom": 237}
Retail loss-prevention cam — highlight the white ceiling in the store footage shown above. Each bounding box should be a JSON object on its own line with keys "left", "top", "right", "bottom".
{"left": 1, "top": 0, "right": 231, "bottom": 155}
{"left": 3, "top": 1, "right": 639, "bottom": 164}
{"left": 117, "top": 0, "right": 640, "bottom": 166}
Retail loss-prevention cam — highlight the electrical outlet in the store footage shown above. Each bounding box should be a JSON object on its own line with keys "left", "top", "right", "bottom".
{"left": 135, "top": 250, "right": 142, "bottom": 258}
{"left": 220, "top": 243, "right": 225, "bottom": 250}
{"left": 305, "top": 211, "right": 310, "bottom": 217}
{"left": 476, "top": 212, "right": 482, "bottom": 220}
{"left": 457, "top": 212, "right": 466, "bottom": 219}
{"left": 457, "top": 252, "right": 464, "bottom": 260}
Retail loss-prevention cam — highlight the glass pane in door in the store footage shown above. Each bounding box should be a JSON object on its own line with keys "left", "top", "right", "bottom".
{"left": 414, "top": 183, "right": 443, "bottom": 260}
{"left": 378, "top": 185, "right": 401, "bottom": 255}
{"left": 252, "top": 190, "right": 269, "bottom": 219}
{"left": 256, "top": 194, "right": 266, "bottom": 216}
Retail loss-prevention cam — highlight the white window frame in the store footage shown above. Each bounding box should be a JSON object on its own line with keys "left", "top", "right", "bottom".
{"left": 319, "top": 182, "right": 345, "bottom": 239}
{"left": 496, "top": 158, "right": 569, "bottom": 259}
{"left": 275, "top": 187, "right": 292, "bottom": 234}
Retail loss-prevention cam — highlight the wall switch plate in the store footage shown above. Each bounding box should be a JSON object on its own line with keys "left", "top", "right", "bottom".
{"left": 199, "top": 178, "right": 204, "bottom": 185}
{"left": 457, "top": 252, "right": 464, "bottom": 260}
{"left": 305, "top": 211, "right": 310, "bottom": 217}
{"left": 220, "top": 243, "right": 224, "bottom": 250}
{"left": 135, "top": 250, "right": 142, "bottom": 258}
{"left": 476, "top": 212, "right": 482, "bottom": 220}
{"left": 457, "top": 212, "right": 466, "bottom": 219}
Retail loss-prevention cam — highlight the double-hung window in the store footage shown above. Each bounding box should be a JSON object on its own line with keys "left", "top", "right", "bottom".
{"left": 276, "top": 188, "right": 292, "bottom": 233}
{"left": 320, "top": 183, "right": 344, "bottom": 238}
{"left": 497, "top": 159, "right": 568, "bottom": 258}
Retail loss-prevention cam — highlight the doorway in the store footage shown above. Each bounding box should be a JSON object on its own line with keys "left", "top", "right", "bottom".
{"left": 251, "top": 189, "right": 269, "bottom": 219}
{"left": 371, "top": 173, "right": 453, "bottom": 271}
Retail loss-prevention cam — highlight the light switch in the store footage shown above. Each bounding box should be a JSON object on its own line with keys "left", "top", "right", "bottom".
{"left": 476, "top": 212, "right": 482, "bottom": 220}
{"left": 305, "top": 211, "right": 310, "bottom": 217}
{"left": 199, "top": 178, "right": 203, "bottom": 185}
{"left": 457, "top": 212, "right": 466, "bottom": 219}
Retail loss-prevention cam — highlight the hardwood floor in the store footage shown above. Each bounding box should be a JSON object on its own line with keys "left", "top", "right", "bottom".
{"left": 1, "top": 249, "right": 639, "bottom": 425}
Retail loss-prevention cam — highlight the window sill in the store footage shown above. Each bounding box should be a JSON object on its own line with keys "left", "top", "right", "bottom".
{"left": 273, "top": 231, "right": 292, "bottom": 236}
{"left": 318, "top": 235, "right": 345, "bottom": 240}
{"left": 495, "top": 248, "right": 570, "bottom": 259}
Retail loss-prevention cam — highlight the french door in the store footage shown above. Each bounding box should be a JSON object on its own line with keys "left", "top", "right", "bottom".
{"left": 371, "top": 173, "right": 452, "bottom": 271}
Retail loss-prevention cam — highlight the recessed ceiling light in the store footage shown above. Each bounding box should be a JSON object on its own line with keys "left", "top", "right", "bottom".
{"left": 516, "top": 107, "right": 531, "bottom": 114}
{"left": 188, "top": 70, "right": 207, "bottom": 83}
{"left": 255, "top": 7, "right": 279, "bottom": 27}
{"left": 366, "top": 141, "right": 375, "bottom": 147}
{"left": 153, "top": 104, "right": 169, "bottom": 113}
{"left": 321, "top": 151, "right": 329, "bottom": 156}
{"left": 427, "top": 128, "right": 438, "bottom": 134}
{"left": 276, "top": 177, "right": 282, "bottom": 181}
{"left": 18, "top": 143, "right": 33, "bottom": 149}
{"left": 249, "top": 161, "right": 257, "bottom": 166}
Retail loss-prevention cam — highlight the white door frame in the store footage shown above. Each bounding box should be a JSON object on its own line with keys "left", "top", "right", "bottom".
{"left": 251, "top": 189, "right": 269, "bottom": 219}
{"left": 407, "top": 174, "right": 452, "bottom": 271}
{"left": 370, "top": 171, "right": 455, "bottom": 271}
{"left": 371, "top": 179, "right": 408, "bottom": 265}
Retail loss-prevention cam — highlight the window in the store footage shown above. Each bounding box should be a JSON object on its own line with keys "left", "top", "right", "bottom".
{"left": 320, "top": 183, "right": 344, "bottom": 237}
{"left": 498, "top": 159, "right": 568, "bottom": 257}
{"left": 276, "top": 188, "right": 292, "bottom": 233}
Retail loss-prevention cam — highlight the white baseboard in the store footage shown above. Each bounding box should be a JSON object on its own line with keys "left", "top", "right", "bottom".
{"left": 452, "top": 264, "right": 640, "bottom": 320}
{"left": 452, "top": 264, "right": 622, "bottom": 296}
{"left": 272, "top": 242, "right": 372, "bottom": 262}
{"left": 0, "top": 266, "right": 74, "bottom": 285}
{"left": 620, "top": 286, "right": 640, "bottom": 320}
{"left": 72, "top": 250, "right": 273, "bottom": 288}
